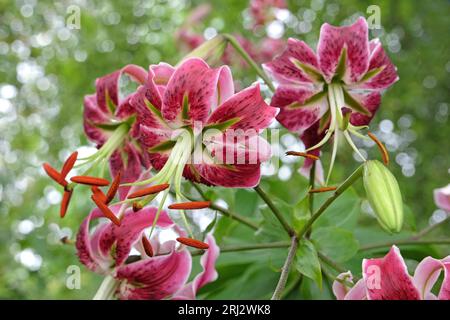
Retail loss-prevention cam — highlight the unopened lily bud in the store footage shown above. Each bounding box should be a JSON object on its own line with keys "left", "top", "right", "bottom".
{"left": 181, "top": 35, "right": 227, "bottom": 64}
{"left": 363, "top": 160, "right": 403, "bottom": 233}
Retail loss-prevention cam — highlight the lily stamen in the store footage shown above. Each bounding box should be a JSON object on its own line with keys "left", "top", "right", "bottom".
{"left": 91, "top": 195, "right": 121, "bottom": 226}
{"left": 367, "top": 132, "right": 390, "bottom": 165}
{"left": 60, "top": 189, "right": 73, "bottom": 218}
{"left": 127, "top": 183, "right": 170, "bottom": 199}
{"left": 168, "top": 201, "right": 211, "bottom": 210}
{"left": 43, "top": 163, "right": 66, "bottom": 186}
{"left": 176, "top": 237, "right": 209, "bottom": 250}
{"left": 141, "top": 236, "right": 154, "bottom": 257}
{"left": 61, "top": 151, "right": 78, "bottom": 178}
{"left": 132, "top": 202, "right": 143, "bottom": 212}
{"left": 309, "top": 186, "right": 337, "bottom": 193}
{"left": 91, "top": 186, "right": 107, "bottom": 204}
{"left": 71, "top": 176, "right": 110, "bottom": 186}
{"left": 285, "top": 151, "right": 320, "bottom": 161}
{"left": 106, "top": 172, "right": 121, "bottom": 204}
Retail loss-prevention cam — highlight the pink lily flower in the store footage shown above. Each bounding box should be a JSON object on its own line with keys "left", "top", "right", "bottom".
{"left": 333, "top": 246, "right": 450, "bottom": 300}
{"left": 264, "top": 17, "right": 398, "bottom": 182}
{"left": 76, "top": 202, "right": 219, "bottom": 300}
{"left": 83, "top": 65, "right": 151, "bottom": 198}
{"left": 130, "top": 57, "right": 277, "bottom": 191}
{"left": 434, "top": 184, "right": 450, "bottom": 212}
{"left": 249, "top": 0, "right": 287, "bottom": 28}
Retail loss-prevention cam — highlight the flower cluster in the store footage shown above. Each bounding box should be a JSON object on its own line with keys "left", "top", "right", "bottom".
{"left": 43, "top": 57, "right": 277, "bottom": 299}
{"left": 333, "top": 246, "right": 449, "bottom": 300}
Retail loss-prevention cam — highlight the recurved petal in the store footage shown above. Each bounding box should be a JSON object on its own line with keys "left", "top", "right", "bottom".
{"left": 207, "top": 84, "right": 277, "bottom": 131}
{"left": 317, "top": 17, "right": 370, "bottom": 83}
{"left": 413, "top": 256, "right": 450, "bottom": 300}
{"left": 162, "top": 58, "right": 225, "bottom": 125}
{"left": 195, "top": 162, "right": 262, "bottom": 188}
{"left": 271, "top": 85, "right": 328, "bottom": 134}
{"left": 433, "top": 184, "right": 450, "bottom": 212}
{"left": 114, "top": 207, "right": 174, "bottom": 266}
{"left": 357, "top": 39, "right": 399, "bottom": 90}
{"left": 76, "top": 208, "right": 115, "bottom": 274}
{"left": 109, "top": 144, "right": 145, "bottom": 200}
{"left": 362, "top": 245, "right": 421, "bottom": 300}
{"left": 172, "top": 234, "right": 220, "bottom": 299}
{"left": 263, "top": 38, "right": 320, "bottom": 86}
{"left": 116, "top": 247, "right": 192, "bottom": 300}
{"left": 348, "top": 91, "right": 381, "bottom": 126}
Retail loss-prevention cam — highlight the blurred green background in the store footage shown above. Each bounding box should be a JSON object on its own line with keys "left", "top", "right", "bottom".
{"left": 0, "top": 0, "right": 448, "bottom": 299}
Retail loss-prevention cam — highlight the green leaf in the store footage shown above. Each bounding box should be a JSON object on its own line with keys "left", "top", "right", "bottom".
{"left": 295, "top": 239, "right": 322, "bottom": 289}
{"left": 234, "top": 189, "right": 259, "bottom": 216}
{"left": 292, "top": 196, "right": 310, "bottom": 233}
{"left": 257, "top": 199, "right": 292, "bottom": 241}
{"left": 311, "top": 227, "right": 359, "bottom": 262}
{"left": 314, "top": 186, "right": 361, "bottom": 230}
{"left": 203, "top": 212, "right": 218, "bottom": 237}
{"left": 332, "top": 47, "right": 347, "bottom": 82}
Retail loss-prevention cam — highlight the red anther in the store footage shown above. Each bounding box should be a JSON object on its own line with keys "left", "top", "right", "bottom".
{"left": 168, "top": 201, "right": 211, "bottom": 210}
{"left": 43, "top": 163, "right": 66, "bottom": 186}
{"left": 132, "top": 202, "right": 143, "bottom": 212}
{"left": 106, "top": 172, "right": 121, "bottom": 204}
{"left": 141, "top": 235, "right": 154, "bottom": 257}
{"left": 91, "top": 186, "right": 107, "bottom": 203}
{"left": 71, "top": 176, "right": 110, "bottom": 186}
{"left": 60, "top": 236, "right": 73, "bottom": 245}
{"left": 309, "top": 186, "right": 337, "bottom": 193}
{"left": 127, "top": 183, "right": 170, "bottom": 199}
{"left": 367, "top": 132, "right": 390, "bottom": 165}
{"left": 285, "top": 151, "right": 320, "bottom": 161}
{"left": 176, "top": 237, "right": 209, "bottom": 250}
{"left": 91, "top": 195, "right": 121, "bottom": 226}
{"left": 60, "top": 189, "right": 73, "bottom": 218}
{"left": 61, "top": 151, "right": 78, "bottom": 179}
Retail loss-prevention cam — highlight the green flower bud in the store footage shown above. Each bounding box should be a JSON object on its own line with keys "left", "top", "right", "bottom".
{"left": 363, "top": 160, "right": 403, "bottom": 233}
{"left": 180, "top": 35, "right": 227, "bottom": 65}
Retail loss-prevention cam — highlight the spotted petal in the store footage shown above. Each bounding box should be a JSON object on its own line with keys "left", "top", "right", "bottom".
{"left": 348, "top": 92, "right": 381, "bottom": 126}
{"left": 263, "top": 38, "right": 320, "bottom": 86}
{"left": 115, "top": 244, "right": 192, "bottom": 300}
{"left": 317, "top": 17, "right": 370, "bottom": 83}
{"left": 207, "top": 84, "right": 277, "bottom": 132}
{"left": 271, "top": 85, "right": 328, "bottom": 134}
{"left": 161, "top": 58, "right": 233, "bottom": 125}
{"left": 172, "top": 234, "right": 220, "bottom": 299}
{"left": 362, "top": 246, "right": 421, "bottom": 300}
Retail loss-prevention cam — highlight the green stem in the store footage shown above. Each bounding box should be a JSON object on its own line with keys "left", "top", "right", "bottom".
{"left": 222, "top": 33, "right": 276, "bottom": 92}
{"left": 317, "top": 251, "right": 347, "bottom": 274}
{"left": 271, "top": 236, "right": 298, "bottom": 300}
{"left": 191, "top": 241, "right": 291, "bottom": 256}
{"left": 281, "top": 274, "right": 303, "bottom": 299}
{"left": 359, "top": 238, "right": 450, "bottom": 251}
{"left": 297, "top": 165, "right": 363, "bottom": 239}
{"left": 411, "top": 216, "right": 449, "bottom": 240}
{"left": 178, "top": 185, "right": 259, "bottom": 230}
{"left": 254, "top": 185, "right": 295, "bottom": 236}
{"left": 93, "top": 275, "right": 119, "bottom": 300}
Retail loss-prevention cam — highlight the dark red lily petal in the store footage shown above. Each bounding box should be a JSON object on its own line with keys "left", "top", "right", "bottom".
{"left": 71, "top": 176, "right": 110, "bottom": 186}
{"left": 43, "top": 163, "right": 67, "bottom": 186}
{"left": 127, "top": 183, "right": 170, "bottom": 199}
{"left": 60, "top": 189, "right": 73, "bottom": 218}
{"left": 176, "top": 237, "right": 209, "bottom": 250}
{"left": 168, "top": 201, "right": 211, "bottom": 210}
{"left": 106, "top": 171, "right": 121, "bottom": 204}
{"left": 61, "top": 151, "right": 78, "bottom": 179}
{"left": 91, "top": 195, "right": 121, "bottom": 226}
